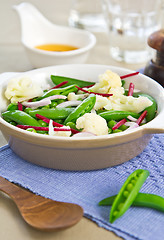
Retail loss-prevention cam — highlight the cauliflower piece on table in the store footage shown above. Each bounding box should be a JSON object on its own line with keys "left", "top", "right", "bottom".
{"left": 76, "top": 113, "right": 108, "bottom": 136}
{"left": 5, "top": 77, "right": 44, "bottom": 103}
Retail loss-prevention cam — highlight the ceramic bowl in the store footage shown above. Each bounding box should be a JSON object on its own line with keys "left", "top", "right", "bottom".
{"left": 0, "top": 64, "right": 164, "bottom": 171}
{"left": 14, "top": 2, "right": 96, "bottom": 68}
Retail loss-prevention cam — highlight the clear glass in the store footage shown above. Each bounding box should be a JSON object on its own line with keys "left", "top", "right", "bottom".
{"left": 68, "top": 0, "right": 107, "bottom": 32}
{"left": 103, "top": 0, "right": 163, "bottom": 63}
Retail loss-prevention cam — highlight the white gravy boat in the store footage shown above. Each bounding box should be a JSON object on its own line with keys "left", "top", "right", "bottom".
{"left": 13, "top": 2, "right": 96, "bottom": 68}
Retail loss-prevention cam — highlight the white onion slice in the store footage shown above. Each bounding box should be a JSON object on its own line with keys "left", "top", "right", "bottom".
{"left": 56, "top": 100, "right": 82, "bottom": 108}
{"left": 127, "top": 115, "right": 138, "bottom": 122}
{"left": 46, "top": 95, "right": 67, "bottom": 101}
{"left": 22, "top": 99, "right": 51, "bottom": 109}
{"left": 48, "top": 119, "right": 54, "bottom": 136}
{"left": 22, "top": 95, "right": 67, "bottom": 109}
{"left": 124, "top": 122, "right": 139, "bottom": 131}
{"left": 72, "top": 131, "right": 97, "bottom": 138}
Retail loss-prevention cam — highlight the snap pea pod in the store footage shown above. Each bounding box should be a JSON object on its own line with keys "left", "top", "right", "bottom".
{"left": 51, "top": 75, "right": 95, "bottom": 88}
{"left": 110, "top": 169, "right": 149, "bottom": 223}
{"left": 99, "top": 110, "right": 140, "bottom": 122}
{"left": 51, "top": 75, "right": 126, "bottom": 88}
{"left": 39, "top": 85, "right": 78, "bottom": 100}
{"left": 2, "top": 110, "right": 41, "bottom": 126}
{"left": 64, "top": 94, "right": 96, "bottom": 124}
{"left": 28, "top": 108, "right": 74, "bottom": 120}
{"left": 99, "top": 193, "right": 164, "bottom": 213}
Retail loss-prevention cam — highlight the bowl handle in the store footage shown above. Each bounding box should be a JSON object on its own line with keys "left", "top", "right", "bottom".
{"left": 143, "top": 110, "right": 164, "bottom": 134}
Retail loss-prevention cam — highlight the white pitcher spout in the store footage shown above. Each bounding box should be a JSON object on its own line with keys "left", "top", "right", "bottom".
{"left": 13, "top": 2, "right": 52, "bottom": 43}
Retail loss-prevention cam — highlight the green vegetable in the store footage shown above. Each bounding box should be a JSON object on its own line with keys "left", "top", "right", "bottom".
{"left": 51, "top": 75, "right": 95, "bottom": 88}
{"left": 109, "top": 169, "right": 149, "bottom": 223}
{"left": 7, "top": 103, "right": 18, "bottom": 111}
{"left": 51, "top": 75, "right": 125, "bottom": 88}
{"left": 64, "top": 94, "right": 96, "bottom": 124}
{"left": 99, "top": 111, "right": 140, "bottom": 122}
{"left": 28, "top": 108, "right": 74, "bottom": 120}
{"left": 39, "top": 85, "right": 78, "bottom": 100}
{"left": 26, "top": 128, "right": 37, "bottom": 133}
{"left": 99, "top": 193, "right": 164, "bottom": 213}
{"left": 2, "top": 110, "right": 41, "bottom": 126}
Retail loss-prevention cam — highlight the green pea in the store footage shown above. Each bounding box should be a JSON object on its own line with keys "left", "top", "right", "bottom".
{"left": 66, "top": 122, "right": 78, "bottom": 131}
{"left": 7, "top": 103, "right": 18, "bottom": 111}
{"left": 24, "top": 107, "right": 33, "bottom": 114}
{"left": 119, "top": 124, "right": 128, "bottom": 131}
{"left": 113, "top": 129, "right": 122, "bottom": 134}
{"left": 127, "top": 183, "right": 133, "bottom": 191}
{"left": 41, "top": 105, "right": 50, "bottom": 109}
{"left": 50, "top": 101, "right": 58, "bottom": 108}
{"left": 108, "top": 128, "right": 112, "bottom": 134}
{"left": 38, "top": 120, "right": 48, "bottom": 127}
{"left": 108, "top": 120, "right": 117, "bottom": 129}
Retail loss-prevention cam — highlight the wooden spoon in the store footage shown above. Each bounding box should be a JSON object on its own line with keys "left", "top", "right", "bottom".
{"left": 0, "top": 176, "right": 83, "bottom": 231}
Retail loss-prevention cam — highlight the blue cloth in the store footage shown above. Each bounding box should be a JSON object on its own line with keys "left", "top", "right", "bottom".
{"left": 0, "top": 134, "right": 163, "bottom": 240}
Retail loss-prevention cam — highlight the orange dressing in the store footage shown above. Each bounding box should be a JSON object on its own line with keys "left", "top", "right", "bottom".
{"left": 35, "top": 44, "right": 78, "bottom": 52}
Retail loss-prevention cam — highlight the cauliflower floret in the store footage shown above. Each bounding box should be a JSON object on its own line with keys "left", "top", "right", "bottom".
{"left": 67, "top": 92, "right": 89, "bottom": 101}
{"left": 109, "top": 95, "right": 152, "bottom": 113}
{"left": 76, "top": 113, "right": 108, "bottom": 136}
{"left": 48, "top": 120, "right": 71, "bottom": 137}
{"left": 5, "top": 77, "right": 44, "bottom": 103}
{"left": 89, "top": 70, "right": 122, "bottom": 94}
{"left": 94, "top": 95, "right": 112, "bottom": 111}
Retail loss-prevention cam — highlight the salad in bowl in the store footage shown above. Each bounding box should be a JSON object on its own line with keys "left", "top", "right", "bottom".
{"left": 0, "top": 64, "right": 163, "bottom": 170}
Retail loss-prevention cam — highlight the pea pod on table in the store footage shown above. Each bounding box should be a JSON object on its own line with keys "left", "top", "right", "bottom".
{"left": 64, "top": 94, "right": 96, "bottom": 124}
{"left": 109, "top": 169, "right": 149, "bottom": 223}
{"left": 2, "top": 110, "right": 41, "bottom": 126}
{"left": 99, "top": 193, "right": 164, "bottom": 213}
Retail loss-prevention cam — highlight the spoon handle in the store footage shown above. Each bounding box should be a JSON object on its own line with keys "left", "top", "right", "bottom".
{"left": 0, "top": 176, "right": 29, "bottom": 201}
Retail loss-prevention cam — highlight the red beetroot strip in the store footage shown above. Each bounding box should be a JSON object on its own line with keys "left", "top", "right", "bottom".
{"left": 51, "top": 81, "right": 68, "bottom": 89}
{"left": 128, "top": 83, "right": 135, "bottom": 96}
{"left": 18, "top": 102, "right": 23, "bottom": 111}
{"left": 112, "top": 118, "right": 127, "bottom": 131}
{"left": 35, "top": 114, "right": 79, "bottom": 134}
{"left": 75, "top": 86, "right": 113, "bottom": 97}
{"left": 136, "top": 110, "right": 147, "bottom": 125}
{"left": 16, "top": 125, "right": 71, "bottom": 131}
{"left": 120, "top": 72, "right": 139, "bottom": 79}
